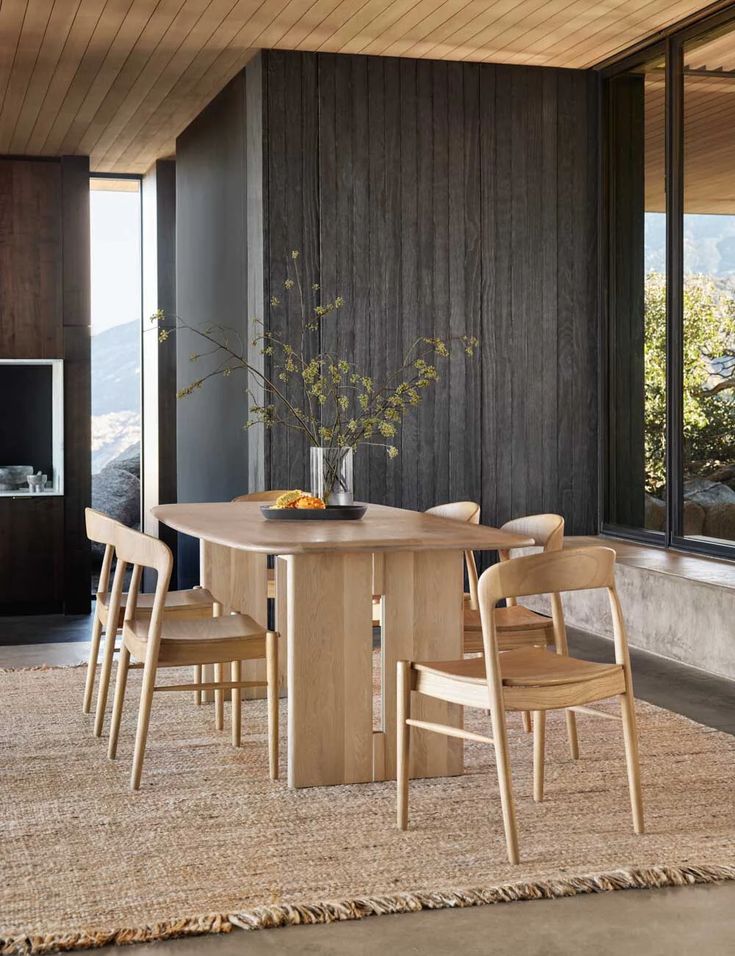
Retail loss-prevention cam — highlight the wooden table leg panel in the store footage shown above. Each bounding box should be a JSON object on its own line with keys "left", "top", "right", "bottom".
{"left": 200, "top": 539, "right": 269, "bottom": 701}
{"left": 381, "top": 550, "right": 464, "bottom": 782}
{"left": 287, "top": 552, "right": 374, "bottom": 788}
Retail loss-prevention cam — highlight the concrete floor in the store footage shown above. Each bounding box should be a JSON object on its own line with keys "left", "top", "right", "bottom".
{"left": 96, "top": 882, "right": 735, "bottom": 956}
{"left": 4, "top": 622, "right": 735, "bottom": 954}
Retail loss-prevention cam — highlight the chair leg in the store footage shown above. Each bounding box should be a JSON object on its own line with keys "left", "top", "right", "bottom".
{"left": 194, "top": 665, "right": 203, "bottom": 706}
{"left": 82, "top": 614, "right": 103, "bottom": 714}
{"left": 548, "top": 604, "right": 580, "bottom": 759}
{"left": 620, "top": 692, "right": 645, "bottom": 834}
{"left": 565, "top": 709, "right": 580, "bottom": 760}
{"left": 130, "top": 659, "right": 158, "bottom": 791}
{"left": 214, "top": 663, "right": 224, "bottom": 731}
{"left": 487, "top": 699, "right": 520, "bottom": 864}
{"left": 231, "top": 661, "right": 241, "bottom": 748}
{"left": 107, "top": 645, "right": 130, "bottom": 760}
{"left": 396, "top": 660, "right": 411, "bottom": 830}
{"left": 521, "top": 711, "right": 532, "bottom": 733}
{"left": 266, "top": 631, "right": 279, "bottom": 780}
{"left": 94, "top": 621, "right": 119, "bottom": 737}
{"left": 533, "top": 710, "right": 545, "bottom": 803}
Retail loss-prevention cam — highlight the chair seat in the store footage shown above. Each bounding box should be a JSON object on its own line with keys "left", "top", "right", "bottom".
{"left": 414, "top": 648, "right": 622, "bottom": 688}
{"left": 463, "top": 604, "right": 552, "bottom": 633}
{"left": 97, "top": 587, "right": 215, "bottom": 627}
{"left": 123, "top": 612, "right": 268, "bottom": 666}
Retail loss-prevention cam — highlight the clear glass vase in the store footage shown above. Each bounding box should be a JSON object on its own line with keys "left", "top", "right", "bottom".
{"left": 310, "top": 446, "right": 354, "bottom": 506}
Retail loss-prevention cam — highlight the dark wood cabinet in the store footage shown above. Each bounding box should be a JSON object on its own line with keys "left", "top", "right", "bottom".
{"left": 0, "top": 156, "right": 90, "bottom": 615}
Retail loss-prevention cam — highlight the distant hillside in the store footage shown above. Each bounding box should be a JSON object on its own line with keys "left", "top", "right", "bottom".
{"left": 91, "top": 321, "right": 141, "bottom": 473}
{"left": 91, "top": 320, "right": 140, "bottom": 417}
{"left": 646, "top": 212, "right": 735, "bottom": 275}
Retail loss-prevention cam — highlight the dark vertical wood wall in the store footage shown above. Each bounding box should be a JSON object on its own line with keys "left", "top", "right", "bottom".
{"left": 606, "top": 75, "right": 646, "bottom": 529}
{"left": 262, "top": 51, "right": 599, "bottom": 534}
{"left": 0, "top": 156, "right": 90, "bottom": 614}
{"left": 175, "top": 75, "right": 250, "bottom": 586}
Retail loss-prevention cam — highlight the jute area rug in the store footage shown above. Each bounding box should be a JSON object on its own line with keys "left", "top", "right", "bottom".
{"left": 2, "top": 663, "right": 735, "bottom": 955}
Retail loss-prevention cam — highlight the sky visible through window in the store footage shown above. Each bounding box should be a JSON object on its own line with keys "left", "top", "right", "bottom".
{"left": 90, "top": 185, "right": 142, "bottom": 477}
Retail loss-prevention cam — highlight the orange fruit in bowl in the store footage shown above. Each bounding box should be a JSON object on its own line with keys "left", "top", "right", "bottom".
{"left": 294, "top": 495, "right": 326, "bottom": 510}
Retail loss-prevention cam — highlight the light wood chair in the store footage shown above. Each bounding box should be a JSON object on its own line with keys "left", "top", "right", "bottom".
{"left": 462, "top": 513, "right": 565, "bottom": 653}
{"left": 106, "top": 523, "right": 279, "bottom": 790}
{"left": 84, "top": 508, "right": 216, "bottom": 736}
{"left": 463, "top": 513, "right": 577, "bottom": 752}
{"left": 424, "top": 505, "right": 576, "bottom": 750}
{"left": 396, "top": 546, "right": 644, "bottom": 864}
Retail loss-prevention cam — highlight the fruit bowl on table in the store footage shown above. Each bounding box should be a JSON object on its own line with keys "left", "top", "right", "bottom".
{"left": 260, "top": 504, "right": 367, "bottom": 521}
{"left": 259, "top": 490, "right": 367, "bottom": 520}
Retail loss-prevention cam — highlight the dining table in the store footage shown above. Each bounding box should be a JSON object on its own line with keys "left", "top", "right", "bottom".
{"left": 152, "top": 501, "right": 534, "bottom": 789}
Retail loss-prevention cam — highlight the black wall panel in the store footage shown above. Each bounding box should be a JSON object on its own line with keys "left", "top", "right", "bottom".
{"left": 176, "top": 51, "right": 600, "bottom": 551}
{"left": 262, "top": 51, "right": 599, "bottom": 534}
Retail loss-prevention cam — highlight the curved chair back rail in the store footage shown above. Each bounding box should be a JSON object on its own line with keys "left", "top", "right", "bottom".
{"left": 498, "top": 513, "right": 565, "bottom": 608}
{"left": 85, "top": 507, "right": 122, "bottom": 546}
{"left": 480, "top": 545, "right": 615, "bottom": 611}
{"left": 232, "top": 490, "right": 291, "bottom": 503}
{"left": 499, "top": 513, "right": 565, "bottom": 556}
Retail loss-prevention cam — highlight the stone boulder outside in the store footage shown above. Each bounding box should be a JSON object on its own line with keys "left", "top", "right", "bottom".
{"left": 683, "top": 500, "right": 706, "bottom": 535}
{"left": 91, "top": 443, "right": 141, "bottom": 562}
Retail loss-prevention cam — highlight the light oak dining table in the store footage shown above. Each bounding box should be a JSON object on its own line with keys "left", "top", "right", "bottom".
{"left": 152, "top": 501, "right": 533, "bottom": 789}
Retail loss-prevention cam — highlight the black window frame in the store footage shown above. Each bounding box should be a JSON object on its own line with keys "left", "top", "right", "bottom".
{"left": 600, "top": 2, "right": 735, "bottom": 562}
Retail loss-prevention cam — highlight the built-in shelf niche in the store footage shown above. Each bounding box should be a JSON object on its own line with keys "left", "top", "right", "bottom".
{"left": 0, "top": 359, "right": 64, "bottom": 497}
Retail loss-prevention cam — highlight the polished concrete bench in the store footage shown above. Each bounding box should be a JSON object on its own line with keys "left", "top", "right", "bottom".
{"left": 524, "top": 535, "right": 735, "bottom": 682}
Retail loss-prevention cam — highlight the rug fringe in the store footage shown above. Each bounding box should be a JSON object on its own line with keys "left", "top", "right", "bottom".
{"left": 0, "top": 662, "right": 87, "bottom": 673}
{"left": 3, "top": 862, "right": 735, "bottom": 954}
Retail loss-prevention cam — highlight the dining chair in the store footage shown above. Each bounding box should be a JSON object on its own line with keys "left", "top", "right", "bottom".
{"left": 396, "top": 546, "right": 644, "bottom": 864}
{"left": 106, "top": 523, "right": 279, "bottom": 790}
{"left": 424, "top": 504, "right": 577, "bottom": 752}
{"left": 84, "top": 508, "right": 216, "bottom": 736}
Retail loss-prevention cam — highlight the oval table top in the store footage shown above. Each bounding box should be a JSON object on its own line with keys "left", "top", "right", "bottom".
{"left": 152, "top": 501, "right": 535, "bottom": 555}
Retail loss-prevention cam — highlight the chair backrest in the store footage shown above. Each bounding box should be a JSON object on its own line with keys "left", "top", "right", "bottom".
{"left": 85, "top": 507, "right": 123, "bottom": 596}
{"left": 498, "top": 513, "right": 564, "bottom": 606}
{"left": 477, "top": 547, "right": 630, "bottom": 692}
{"left": 499, "top": 513, "right": 564, "bottom": 555}
{"left": 113, "top": 524, "right": 174, "bottom": 661}
{"left": 425, "top": 501, "right": 481, "bottom": 609}
{"left": 232, "top": 490, "right": 291, "bottom": 503}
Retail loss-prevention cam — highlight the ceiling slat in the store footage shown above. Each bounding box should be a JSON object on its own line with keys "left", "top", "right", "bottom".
{"left": 9, "top": 0, "right": 85, "bottom": 153}
{"left": 0, "top": 0, "right": 724, "bottom": 172}
{"left": 0, "top": 0, "right": 55, "bottom": 151}
{"left": 22, "top": 0, "right": 109, "bottom": 153}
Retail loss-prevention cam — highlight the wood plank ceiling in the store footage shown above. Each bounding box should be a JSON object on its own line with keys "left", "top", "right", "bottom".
{"left": 0, "top": 0, "right": 721, "bottom": 173}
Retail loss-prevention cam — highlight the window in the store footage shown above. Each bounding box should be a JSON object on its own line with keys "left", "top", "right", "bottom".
{"left": 89, "top": 176, "right": 142, "bottom": 562}
{"left": 605, "top": 52, "right": 667, "bottom": 536}
{"left": 681, "top": 31, "right": 735, "bottom": 545}
{"left": 605, "top": 7, "right": 735, "bottom": 559}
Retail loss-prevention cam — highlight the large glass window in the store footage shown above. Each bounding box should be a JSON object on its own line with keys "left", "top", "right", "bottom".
{"left": 605, "top": 8, "right": 735, "bottom": 559}
{"left": 605, "top": 54, "right": 667, "bottom": 534}
{"left": 89, "top": 177, "right": 142, "bottom": 584}
{"left": 681, "top": 31, "right": 735, "bottom": 545}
